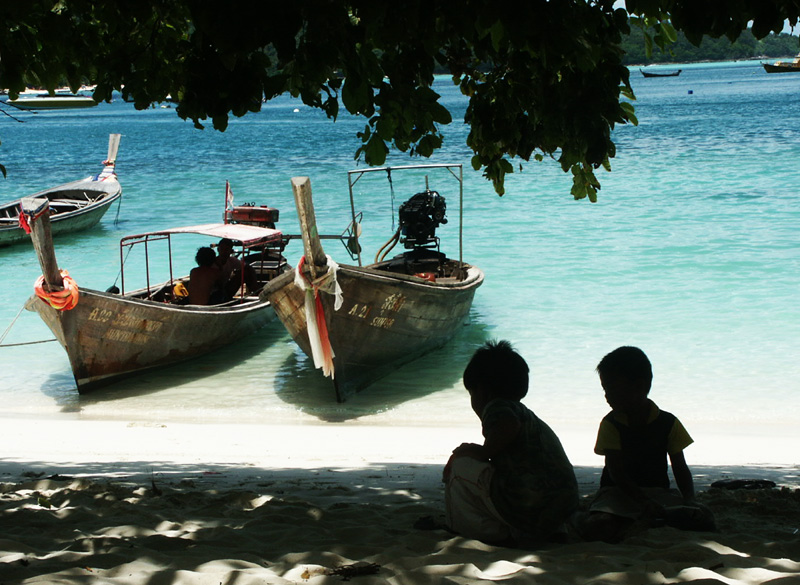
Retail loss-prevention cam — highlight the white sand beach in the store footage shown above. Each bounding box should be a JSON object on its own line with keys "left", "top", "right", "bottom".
{"left": 2, "top": 418, "right": 800, "bottom": 585}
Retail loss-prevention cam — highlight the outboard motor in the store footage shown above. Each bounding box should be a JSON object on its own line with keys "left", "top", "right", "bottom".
{"left": 398, "top": 189, "right": 447, "bottom": 249}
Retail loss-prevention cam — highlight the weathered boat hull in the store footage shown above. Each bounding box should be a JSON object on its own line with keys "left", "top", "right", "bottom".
{"left": 27, "top": 287, "right": 276, "bottom": 392}
{"left": 0, "top": 134, "right": 122, "bottom": 247}
{"left": 264, "top": 262, "right": 484, "bottom": 401}
{"left": 0, "top": 179, "right": 121, "bottom": 247}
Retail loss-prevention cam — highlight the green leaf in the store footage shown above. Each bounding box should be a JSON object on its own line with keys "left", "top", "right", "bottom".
{"left": 490, "top": 21, "right": 504, "bottom": 52}
{"left": 363, "top": 135, "right": 388, "bottom": 166}
{"left": 342, "top": 76, "right": 370, "bottom": 115}
{"left": 620, "top": 102, "right": 638, "bottom": 125}
{"left": 660, "top": 21, "right": 678, "bottom": 43}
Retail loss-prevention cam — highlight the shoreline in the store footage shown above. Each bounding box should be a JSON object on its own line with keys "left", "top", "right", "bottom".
{"left": 2, "top": 417, "right": 798, "bottom": 486}
{"left": 2, "top": 416, "right": 798, "bottom": 468}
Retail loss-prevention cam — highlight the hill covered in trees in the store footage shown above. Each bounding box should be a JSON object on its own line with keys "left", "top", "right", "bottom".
{"left": 622, "top": 28, "right": 800, "bottom": 65}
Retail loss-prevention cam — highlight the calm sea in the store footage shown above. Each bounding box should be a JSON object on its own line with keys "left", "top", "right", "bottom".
{"left": 1, "top": 61, "right": 798, "bottom": 460}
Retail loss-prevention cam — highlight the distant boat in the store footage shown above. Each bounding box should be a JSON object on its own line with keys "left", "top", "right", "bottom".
{"left": 0, "top": 134, "right": 122, "bottom": 247}
{"left": 640, "top": 68, "right": 682, "bottom": 78}
{"left": 763, "top": 56, "right": 800, "bottom": 73}
{"left": 5, "top": 92, "right": 97, "bottom": 109}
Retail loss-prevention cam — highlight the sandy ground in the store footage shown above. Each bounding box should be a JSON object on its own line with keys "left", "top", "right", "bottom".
{"left": 2, "top": 418, "right": 800, "bottom": 584}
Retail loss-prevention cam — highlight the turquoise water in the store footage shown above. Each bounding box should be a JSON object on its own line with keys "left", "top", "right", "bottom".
{"left": 1, "top": 61, "right": 798, "bottom": 455}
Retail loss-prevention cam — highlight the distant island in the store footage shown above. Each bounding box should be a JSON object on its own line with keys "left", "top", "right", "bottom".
{"left": 622, "top": 28, "right": 800, "bottom": 65}
{"left": 431, "top": 28, "right": 799, "bottom": 75}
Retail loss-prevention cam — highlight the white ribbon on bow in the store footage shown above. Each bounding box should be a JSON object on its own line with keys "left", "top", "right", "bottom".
{"left": 294, "top": 255, "right": 343, "bottom": 377}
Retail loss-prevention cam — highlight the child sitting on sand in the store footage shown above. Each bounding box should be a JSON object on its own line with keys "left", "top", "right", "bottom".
{"left": 581, "top": 346, "right": 715, "bottom": 542}
{"left": 442, "top": 340, "right": 579, "bottom": 546}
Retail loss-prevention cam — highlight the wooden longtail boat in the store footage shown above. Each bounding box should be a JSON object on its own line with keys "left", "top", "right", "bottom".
{"left": 0, "top": 134, "right": 122, "bottom": 247}
{"left": 261, "top": 164, "right": 484, "bottom": 402}
{"left": 640, "top": 68, "right": 682, "bottom": 77}
{"left": 23, "top": 194, "right": 288, "bottom": 393}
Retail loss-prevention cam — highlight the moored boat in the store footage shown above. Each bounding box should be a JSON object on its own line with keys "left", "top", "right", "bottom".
{"left": 22, "top": 192, "right": 289, "bottom": 393}
{"left": 640, "top": 68, "right": 682, "bottom": 77}
{"left": 762, "top": 55, "right": 800, "bottom": 73}
{"left": 5, "top": 92, "right": 97, "bottom": 109}
{"left": 261, "top": 164, "right": 484, "bottom": 402}
{"left": 0, "top": 134, "right": 122, "bottom": 247}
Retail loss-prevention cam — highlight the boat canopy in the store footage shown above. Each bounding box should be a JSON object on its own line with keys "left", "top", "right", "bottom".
{"left": 118, "top": 223, "right": 284, "bottom": 296}
{"left": 120, "top": 223, "right": 283, "bottom": 248}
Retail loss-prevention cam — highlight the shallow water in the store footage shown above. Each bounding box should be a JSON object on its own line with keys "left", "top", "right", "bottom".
{"left": 0, "top": 61, "right": 798, "bottom": 460}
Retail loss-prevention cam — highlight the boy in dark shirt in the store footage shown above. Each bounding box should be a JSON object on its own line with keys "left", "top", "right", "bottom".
{"left": 582, "top": 346, "right": 714, "bottom": 542}
{"left": 443, "top": 340, "right": 579, "bottom": 545}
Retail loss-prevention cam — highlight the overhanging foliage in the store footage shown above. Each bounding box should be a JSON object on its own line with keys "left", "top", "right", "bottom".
{"left": 1, "top": 1, "right": 798, "bottom": 199}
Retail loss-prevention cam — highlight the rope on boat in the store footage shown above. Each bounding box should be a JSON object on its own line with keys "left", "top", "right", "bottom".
{"left": 112, "top": 192, "right": 123, "bottom": 226}
{"left": 0, "top": 339, "right": 57, "bottom": 348}
{"left": 0, "top": 103, "right": 26, "bottom": 123}
{"left": 18, "top": 202, "right": 48, "bottom": 234}
{"left": 34, "top": 270, "right": 79, "bottom": 311}
{"left": 0, "top": 303, "right": 56, "bottom": 348}
{"left": 110, "top": 243, "right": 134, "bottom": 290}
{"left": 0, "top": 304, "right": 25, "bottom": 345}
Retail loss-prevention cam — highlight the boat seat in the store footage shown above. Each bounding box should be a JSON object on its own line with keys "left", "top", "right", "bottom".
{"left": 50, "top": 199, "right": 90, "bottom": 207}
{"left": 251, "top": 259, "right": 282, "bottom": 271}
{"left": 251, "top": 259, "right": 285, "bottom": 281}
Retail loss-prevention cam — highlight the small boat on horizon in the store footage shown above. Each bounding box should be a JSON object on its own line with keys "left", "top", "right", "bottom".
{"left": 261, "top": 163, "right": 485, "bottom": 402}
{"left": 762, "top": 55, "right": 800, "bottom": 73}
{"left": 5, "top": 91, "right": 97, "bottom": 110}
{"left": 22, "top": 190, "right": 290, "bottom": 393}
{"left": 0, "top": 134, "right": 122, "bottom": 247}
{"left": 640, "top": 68, "right": 682, "bottom": 78}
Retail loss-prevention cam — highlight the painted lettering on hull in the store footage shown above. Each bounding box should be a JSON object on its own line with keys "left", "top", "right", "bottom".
{"left": 347, "top": 304, "right": 371, "bottom": 319}
{"left": 345, "top": 293, "right": 406, "bottom": 330}
{"left": 105, "top": 329, "right": 150, "bottom": 345}
{"left": 369, "top": 316, "right": 395, "bottom": 329}
{"left": 88, "top": 307, "right": 165, "bottom": 341}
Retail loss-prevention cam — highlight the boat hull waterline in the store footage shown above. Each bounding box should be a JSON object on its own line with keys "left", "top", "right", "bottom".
{"left": 261, "top": 168, "right": 484, "bottom": 402}
{"left": 22, "top": 195, "right": 288, "bottom": 394}
{"left": 27, "top": 288, "right": 277, "bottom": 391}
{"left": 265, "top": 263, "right": 483, "bottom": 401}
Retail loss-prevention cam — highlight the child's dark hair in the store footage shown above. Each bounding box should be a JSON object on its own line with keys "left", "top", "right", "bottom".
{"left": 463, "top": 339, "right": 529, "bottom": 400}
{"left": 596, "top": 346, "right": 653, "bottom": 384}
{"left": 195, "top": 246, "right": 216, "bottom": 267}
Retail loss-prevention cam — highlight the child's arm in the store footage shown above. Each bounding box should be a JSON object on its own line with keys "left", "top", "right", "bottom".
{"left": 448, "top": 412, "right": 521, "bottom": 462}
{"left": 669, "top": 450, "right": 695, "bottom": 503}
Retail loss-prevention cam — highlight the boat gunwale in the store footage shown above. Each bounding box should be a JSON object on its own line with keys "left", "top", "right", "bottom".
{"left": 0, "top": 176, "right": 121, "bottom": 217}
{"left": 346, "top": 262, "right": 484, "bottom": 289}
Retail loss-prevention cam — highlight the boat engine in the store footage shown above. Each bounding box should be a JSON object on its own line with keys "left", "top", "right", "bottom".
{"left": 225, "top": 203, "right": 279, "bottom": 229}
{"left": 398, "top": 189, "right": 447, "bottom": 249}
